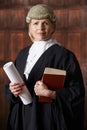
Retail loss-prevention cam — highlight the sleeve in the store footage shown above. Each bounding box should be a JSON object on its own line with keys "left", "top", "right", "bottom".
{"left": 53, "top": 51, "right": 85, "bottom": 130}
{"left": 4, "top": 46, "right": 31, "bottom": 104}
{"left": 5, "top": 83, "right": 21, "bottom": 104}
{"left": 4, "top": 49, "right": 26, "bottom": 104}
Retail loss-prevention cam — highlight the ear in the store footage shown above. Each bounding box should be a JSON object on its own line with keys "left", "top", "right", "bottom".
{"left": 51, "top": 23, "right": 56, "bottom": 35}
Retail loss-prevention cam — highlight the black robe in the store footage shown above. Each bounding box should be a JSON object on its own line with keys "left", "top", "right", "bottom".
{"left": 5, "top": 44, "right": 85, "bottom": 130}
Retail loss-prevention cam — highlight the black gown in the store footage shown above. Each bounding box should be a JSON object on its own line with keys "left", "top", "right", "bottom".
{"left": 5, "top": 44, "right": 85, "bottom": 130}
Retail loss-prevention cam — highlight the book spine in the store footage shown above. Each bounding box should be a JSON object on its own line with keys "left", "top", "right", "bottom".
{"left": 39, "top": 96, "right": 52, "bottom": 103}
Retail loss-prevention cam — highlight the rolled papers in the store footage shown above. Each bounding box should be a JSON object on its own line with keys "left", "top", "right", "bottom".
{"left": 3, "top": 61, "right": 32, "bottom": 105}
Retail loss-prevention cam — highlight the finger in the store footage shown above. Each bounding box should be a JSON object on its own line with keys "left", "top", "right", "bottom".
{"left": 36, "top": 81, "right": 41, "bottom": 85}
{"left": 10, "top": 84, "right": 23, "bottom": 95}
{"left": 13, "top": 89, "right": 22, "bottom": 95}
{"left": 12, "top": 87, "right": 23, "bottom": 96}
{"left": 10, "top": 82, "right": 19, "bottom": 86}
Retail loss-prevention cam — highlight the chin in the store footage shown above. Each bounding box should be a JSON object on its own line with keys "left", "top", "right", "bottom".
{"left": 35, "top": 37, "right": 50, "bottom": 41}
{"left": 40, "top": 38, "right": 50, "bottom": 41}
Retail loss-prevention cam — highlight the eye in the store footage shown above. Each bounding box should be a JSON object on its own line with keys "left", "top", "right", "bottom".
{"left": 43, "top": 21, "right": 49, "bottom": 26}
{"left": 33, "top": 22, "right": 38, "bottom": 25}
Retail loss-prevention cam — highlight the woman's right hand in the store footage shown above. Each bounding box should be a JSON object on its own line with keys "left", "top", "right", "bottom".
{"left": 9, "top": 82, "right": 25, "bottom": 97}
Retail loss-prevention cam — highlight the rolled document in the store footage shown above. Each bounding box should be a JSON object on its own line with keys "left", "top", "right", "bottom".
{"left": 3, "top": 61, "right": 32, "bottom": 105}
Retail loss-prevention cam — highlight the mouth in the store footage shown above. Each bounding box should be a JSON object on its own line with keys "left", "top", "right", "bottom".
{"left": 37, "top": 32, "right": 46, "bottom": 35}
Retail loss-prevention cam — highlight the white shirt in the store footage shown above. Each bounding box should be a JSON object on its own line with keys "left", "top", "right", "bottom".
{"left": 24, "top": 39, "right": 58, "bottom": 79}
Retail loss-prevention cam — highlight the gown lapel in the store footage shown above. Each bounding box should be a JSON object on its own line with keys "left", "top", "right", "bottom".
{"left": 17, "top": 44, "right": 58, "bottom": 82}
{"left": 27, "top": 44, "right": 57, "bottom": 81}
{"left": 16, "top": 46, "right": 30, "bottom": 79}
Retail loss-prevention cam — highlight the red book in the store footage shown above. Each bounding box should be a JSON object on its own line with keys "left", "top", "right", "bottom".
{"left": 39, "top": 67, "right": 66, "bottom": 102}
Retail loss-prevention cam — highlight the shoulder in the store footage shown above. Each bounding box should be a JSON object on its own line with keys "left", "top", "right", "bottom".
{"left": 19, "top": 45, "right": 31, "bottom": 55}
{"left": 53, "top": 44, "right": 76, "bottom": 59}
{"left": 16, "top": 45, "right": 31, "bottom": 60}
{"left": 53, "top": 44, "right": 80, "bottom": 70}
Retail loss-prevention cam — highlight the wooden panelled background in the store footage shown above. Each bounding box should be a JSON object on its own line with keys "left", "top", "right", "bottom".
{"left": 0, "top": 0, "right": 87, "bottom": 130}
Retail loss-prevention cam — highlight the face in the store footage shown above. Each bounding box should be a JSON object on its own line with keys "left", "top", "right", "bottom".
{"left": 29, "top": 19, "right": 55, "bottom": 41}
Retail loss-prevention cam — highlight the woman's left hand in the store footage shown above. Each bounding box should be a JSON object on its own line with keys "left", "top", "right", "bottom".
{"left": 34, "top": 80, "right": 56, "bottom": 99}
{"left": 34, "top": 80, "right": 48, "bottom": 96}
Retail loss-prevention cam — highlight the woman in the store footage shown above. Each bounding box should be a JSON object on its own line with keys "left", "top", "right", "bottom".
{"left": 5, "top": 4, "right": 85, "bottom": 130}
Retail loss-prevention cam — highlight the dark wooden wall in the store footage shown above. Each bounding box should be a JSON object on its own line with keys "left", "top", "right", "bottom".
{"left": 0, "top": 0, "right": 87, "bottom": 130}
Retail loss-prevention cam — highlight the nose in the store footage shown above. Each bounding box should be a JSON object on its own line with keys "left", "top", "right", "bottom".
{"left": 38, "top": 23, "right": 45, "bottom": 30}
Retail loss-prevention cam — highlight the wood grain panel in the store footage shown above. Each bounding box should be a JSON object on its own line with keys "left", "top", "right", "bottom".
{"left": 0, "top": 0, "right": 7, "bottom": 7}
{"left": 7, "top": 9, "right": 26, "bottom": 29}
{"left": 65, "top": 0, "right": 82, "bottom": 6}
{"left": 54, "top": 8, "right": 81, "bottom": 30}
{"left": 54, "top": 9, "right": 68, "bottom": 30}
{"left": 81, "top": 7, "right": 87, "bottom": 29}
{"left": 68, "top": 9, "right": 81, "bottom": 30}
{"left": 0, "top": 32, "right": 7, "bottom": 61}
{"left": 11, "top": 0, "right": 29, "bottom": 5}
{"left": 49, "top": 0, "right": 65, "bottom": 6}
{"left": 66, "top": 32, "right": 80, "bottom": 61}
{"left": 80, "top": 32, "right": 87, "bottom": 62}
{"left": 8, "top": 31, "right": 31, "bottom": 61}
{"left": 0, "top": 10, "right": 8, "bottom": 29}
{"left": 52, "top": 31, "right": 66, "bottom": 46}
{"left": 9, "top": 32, "right": 24, "bottom": 60}
{"left": 27, "top": 0, "right": 43, "bottom": 5}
